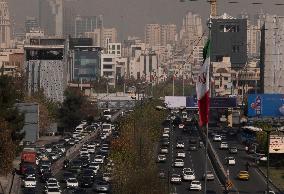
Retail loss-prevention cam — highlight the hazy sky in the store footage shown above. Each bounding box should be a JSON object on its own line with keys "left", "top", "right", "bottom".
{"left": 8, "top": 0, "right": 284, "bottom": 38}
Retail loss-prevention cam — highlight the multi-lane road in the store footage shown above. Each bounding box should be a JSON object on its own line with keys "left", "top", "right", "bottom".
{"left": 209, "top": 127, "right": 280, "bottom": 194}
{"left": 158, "top": 116, "right": 224, "bottom": 194}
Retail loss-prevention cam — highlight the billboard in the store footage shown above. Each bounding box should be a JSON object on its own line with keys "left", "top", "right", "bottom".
{"left": 248, "top": 94, "right": 284, "bottom": 117}
{"left": 165, "top": 96, "right": 237, "bottom": 109}
{"left": 186, "top": 97, "right": 237, "bottom": 108}
{"left": 165, "top": 96, "right": 186, "bottom": 108}
{"left": 270, "top": 135, "right": 284, "bottom": 154}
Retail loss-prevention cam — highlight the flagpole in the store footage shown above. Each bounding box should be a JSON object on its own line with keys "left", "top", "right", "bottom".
{"left": 204, "top": 15, "right": 212, "bottom": 194}
{"left": 173, "top": 75, "right": 175, "bottom": 96}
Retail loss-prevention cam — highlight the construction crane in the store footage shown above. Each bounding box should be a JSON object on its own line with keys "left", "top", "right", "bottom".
{"left": 208, "top": 0, "right": 217, "bottom": 17}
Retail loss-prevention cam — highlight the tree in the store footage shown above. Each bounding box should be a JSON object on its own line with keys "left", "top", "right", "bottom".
{"left": 0, "top": 75, "right": 25, "bottom": 175}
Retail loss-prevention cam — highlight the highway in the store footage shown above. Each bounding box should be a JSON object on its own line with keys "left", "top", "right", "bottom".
{"left": 209, "top": 127, "right": 279, "bottom": 194}
{"left": 158, "top": 117, "right": 224, "bottom": 194}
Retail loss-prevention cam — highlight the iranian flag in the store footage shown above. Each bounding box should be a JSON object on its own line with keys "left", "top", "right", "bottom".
{"left": 196, "top": 40, "right": 210, "bottom": 126}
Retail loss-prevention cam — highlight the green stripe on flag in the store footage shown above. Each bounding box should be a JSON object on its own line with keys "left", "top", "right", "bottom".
{"left": 202, "top": 40, "right": 210, "bottom": 61}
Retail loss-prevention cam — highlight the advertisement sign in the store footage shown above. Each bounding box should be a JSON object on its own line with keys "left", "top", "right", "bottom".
{"left": 248, "top": 94, "right": 284, "bottom": 117}
{"left": 186, "top": 97, "right": 237, "bottom": 108}
{"left": 270, "top": 135, "right": 284, "bottom": 154}
{"left": 165, "top": 96, "right": 237, "bottom": 109}
{"left": 164, "top": 96, "right": 186, "bottom": 108}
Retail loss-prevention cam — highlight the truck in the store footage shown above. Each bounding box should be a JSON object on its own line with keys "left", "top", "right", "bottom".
{"left": 103, "top": 109, "right": 112, "bottom": 120}
{"left": 20, "top": 147, "right": 37, "bottom": 175}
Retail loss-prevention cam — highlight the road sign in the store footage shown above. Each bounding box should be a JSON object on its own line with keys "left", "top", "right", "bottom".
{"left": 226, "top": 180, "right": 233, "bottom": 189}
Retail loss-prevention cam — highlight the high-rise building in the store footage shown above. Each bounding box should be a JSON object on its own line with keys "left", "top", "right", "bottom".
{"left": 161, "top": 24, "right": 177, "bottom": 46}
{"left": 25, "top": 16, "right": 39, "bottom": 33}
{"left": 211, "top": 13, "right": 247, "bottom": 68}
{"left": 85, "top": 27, "right": 118, "bottom": 48}
{"left": 179, "top": 12, "right": 203, "bottom": 47}
{"left": 74, "top": 15, "right": 103, "bottom": 37}
{"left": 247, "top": 23, "right": 260, "bottom": 58}
{"left": 39, "top": 0, "right": 63, "bottom": 36}
{"left": 260, "top": 14, "right": 284, "bottom": 94}
{"left": 63, "top": 1, "right": 76, "bottom": 37}
{"left": 145, "top": 24, "right": 161, "bottom": 47}
{"left": 0, "top": 0, "right": 11, "bottom": 48}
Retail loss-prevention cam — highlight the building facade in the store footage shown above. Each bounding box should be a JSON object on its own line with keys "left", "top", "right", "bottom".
{"left": 24, "top": 37, "right": 66, "bottom": 102}
{"left": 145, "top": 24, "right": 161, "bottom": 47}
{"left": 85, "top": 27, "right": 118, "bottom": 48}
{"left": 39, "top": 0, "right": 63, "bottom": 36}
{"left": 74, "top": 15, "right": 103, "bottom": 38}
{"left": 161, "top": 24, "right": 177, "bottom": 46}
{"left": 0, "top": 0, "right": 11, "bottom": 48}
{"left": 101, "top": 54, "right": 116, "bottom": 86}
{"left": 260, "top": 14, "right": 284, "bottom": 94}
{"left": 107, "top": 43, "right": 122, "bottom": 57}
{"left": 211, "top": 13, "right": 247, "bottom": 68}
{"left": 25, "top": 16, "right": 39, "bottom": 33}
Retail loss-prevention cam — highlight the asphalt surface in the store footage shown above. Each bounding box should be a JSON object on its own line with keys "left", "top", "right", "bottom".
{"left": 209, "top": 128, "right": 279, "bottom": 194}
{"left": 158, "top": 120, "right": 224, "bottom": 194}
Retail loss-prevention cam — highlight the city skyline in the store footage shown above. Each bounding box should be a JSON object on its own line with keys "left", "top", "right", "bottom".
{"left": 9, "top": 0, "right": 284, "bottom": 38}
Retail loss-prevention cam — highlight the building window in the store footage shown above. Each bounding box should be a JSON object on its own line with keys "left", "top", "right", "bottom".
{"left": 232, "top": 45, "right": 240, "bottom": 53}
{"left": 103, "top": 65, "right": 113, "bottom": 69}
{"left": 224, "top": 77, "right": 228, "bottom": 80}
{"left": 112, "top": 45, "right": 115, "bottom": 50}
{"left": 103, "top": 58, "right": 113, "bottom": 62}
{"left": 117, "top": 45, "right": 121, "bottom": 50}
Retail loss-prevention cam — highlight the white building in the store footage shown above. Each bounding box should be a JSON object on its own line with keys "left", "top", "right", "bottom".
{"left": 145, "top": 24, "right": 161, "bottom": 47}
{"left": 85, "top": 28, "right": 118, "bottom": 48}
{"left": 212, "top": 57, "right": 232, "bottom": 97}
{"left": 0, "top": 0, "right": 11, "bottom": 48}
{"left": 260, "top": 14, "right": 284, "bottom": 94}
{"left": 101, "top": 54, "right": 116, "bottom": 86}
{"left": 107, "top": 43, "right": 122, "bottom": 57}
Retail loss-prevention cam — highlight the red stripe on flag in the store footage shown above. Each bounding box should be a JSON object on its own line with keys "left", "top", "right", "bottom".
{"left": 198, "top": 91, "right": 210, "bottom": 127}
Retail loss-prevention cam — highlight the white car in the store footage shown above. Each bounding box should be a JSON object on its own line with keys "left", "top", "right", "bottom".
{"left": 176, "top": 151, "right": 186, "bottom": 158}
{"left": 24, "top": 176, "right": 36, "bottom": 188}
{"left": 45, "top": 187, "right": 62, "bottom": 194}
{"left": 178, "top": 124, "right": 184, "bottom": 129}
{"left": 66, "top": 178, "right": 78, "bottom": 188}
{"left": 94, "top": 155, "right": 104, "bottom": 164}
{"left": 176, "top": 142, "right": 185, "bottom": 148}
{"left": 162, "top": 133, "right": 169, "bottom": 138}
{"left": 183, "top": 170, "right": 195, "bottom": 181}
{"left": 182, "top": 112, "right": 188, "bottom": 119}
{"left": 220, "top": 142, "right": 229, "bottom": 149}
{"left": 160, "top": 147, "right": 169, "bottom": 154}
{"left": 173, "top": 159, "right": 184, "bottom": 167}
{"left": 72, "top": 131, "right": 80, "bottom": 138}
{"left": 190, "top": 180, "right": 202, "bottom": 191}
{"left": 170, "top": 174, "right": 182, "bottom": 184}
{"left": 213, "top": 135, "right": 222, "bottom": 141}
{"left": 87, "top": 146, "right": 96, "bottom": 154}
{"left": 227, "top": 157, "right": 236, "bottom": 165}
{"left": 80, "top": 148, "right": 89, "bottom": 155}
{"left": 163, "top": 127, "right": 170, "bottom": 133}
{"left": 46, "top": 178, "right": 60, "bottom": 188}
{"left": 89, "top": 162, "right": 100, "bottom": 174}
{"left": 157, "top": 154, "right": 167, "bottom": 162}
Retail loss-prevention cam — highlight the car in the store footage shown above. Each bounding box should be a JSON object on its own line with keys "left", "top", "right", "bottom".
{"left": 61, "top": 172, "right": 74, "bottom": 183}
{"left": 229, "top": 147, "right": 238, "bottom": 154}
{"left": 66, "top": 178, "right": 79, "bottom": 189}
{"left": 162, "top": 133, "right": 169, "bottom": 138}
{"left": 158, "top": 170, "right": 166, "bottom": 179}
{"left": 188, "top": 143, "right": 198, "bottom": 151}
{"left": 226, "top": 157, "right": 236, "bottom": 165}
{"left": 70, "top": 188, "right": 88, "bottom": 194}
{"left": 176, "top": 151, "right": 186, "bottom": 158}
{"left": 161, "top": 138, "right": 170, "bottom": 146}
{"left": 173, "top": 159, "right": 184, "bottom": 167}
{"left": 238, "top": 171, "right": 249, "bottom": 180}
{"left": 163, "top": 127, "right": 170, "bottom": 133}
{"left": 80, "top": 148, "right": 89, "bottom": 155}
{"left": 40, "top": 172, "right": 53, "bottom": 183}
{"left": 93, "top": 180, "right": 110, "bottom": 192}
{"left": 81, "top": 169, "right": 95, "bottom": 180}
{"left": 220, "top": 142, "right": 229, "bottom": 149}
{"left": 94, "top": 155, "right": 104, "bottom": 164}
{"left": 87, "top": 145, "right": 95, "bottom": 154}
{"left": 88, "top": 162, "right": 100, "bottom": 174}
{"left": 203, "top": 171, "right": 215, "bottom": 181}
{"left": 170, "top": 174, "right": 182, "bottom": 184}
{"left": 68, "top": 139, "right": 75, "bottom": 145}
{"left": 263, "top": 191, "right": 276, "bottom": 194}
{"left": 178, "top": 124, "right": 185, "bottom": 129}
{"left": 213, "top": 135, "right": 222, "bottom": 141}
{"left": 182, "top": 169, "right": 195, "bottom": 181}
{"left": 157, "top": 154, "right": 167, "bottom": 162}
{"left": 160, "top": 147, "right": 169, "bottom": 154}
{"left": 80, "top": 176, "right": 94, "bottom": 188}
{"left": 176, "top": 141, "right": 185, "bottom": 148}
{"left": 190, "top": 180, "right": 202, "bottom": 191}
{"left": 45, "top": 187, "right": 62, "bottom": 194}
{"left": 24, "top": 176, "right": 37, "bottom": 188}
{"left": 22, "top": 188, "right": 36, "bottom": 194}
{"left": 46, "top": 178, "right": 60, "bottom": 188}
{"left": 24, "top": 166, "right": 36, "bottom": 178}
